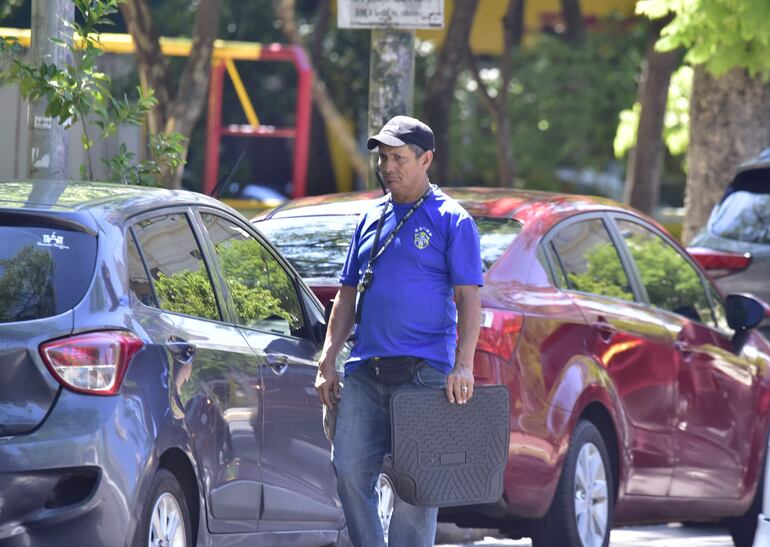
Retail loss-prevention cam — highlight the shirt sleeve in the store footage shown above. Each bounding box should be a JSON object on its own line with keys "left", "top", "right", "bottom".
{"left": 339, "top": 215, "right": 364, "bottom": 287}
{"left": 447, "top": 211, "right": 484, "bottom": 287}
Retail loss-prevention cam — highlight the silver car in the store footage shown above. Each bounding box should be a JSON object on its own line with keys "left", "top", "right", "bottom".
{"left": 689, "top": 148, "right": 770, "bottom": 338}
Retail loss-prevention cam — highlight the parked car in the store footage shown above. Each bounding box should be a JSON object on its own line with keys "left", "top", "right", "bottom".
{"left": 688, "top": 148, "right": 770, "bottom": 339}
{"left": 0, "top": 180, "right": 349, "bottom": 547}
{"left": 256, "top": 187, "right": 770, "bottom": 547}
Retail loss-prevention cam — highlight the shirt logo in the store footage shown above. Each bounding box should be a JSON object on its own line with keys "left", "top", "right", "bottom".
{"left": 413, "top": 226, "right": 432, "bottom": 250}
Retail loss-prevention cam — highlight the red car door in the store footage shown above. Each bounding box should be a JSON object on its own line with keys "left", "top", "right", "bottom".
{"left": 547, "top": 215, "right": 678, "bottom": 497}
{"left": 614, "top": 218, "right": 759, "bottom": 499}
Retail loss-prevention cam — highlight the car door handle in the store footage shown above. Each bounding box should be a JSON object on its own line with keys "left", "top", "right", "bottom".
{"left": 265, "top": 352, "right": 289, "bottom": 375}
{"left": 592, "top": 319, "right": 616, "bottom": 342}
{"left": 166, "top": 336, "right": 197, "bottom": 365}
{"left": 674, "top": 340, "right": 692, "bottom": 361}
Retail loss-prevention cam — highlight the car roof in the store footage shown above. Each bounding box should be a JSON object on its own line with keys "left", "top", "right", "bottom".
{"left": 0, "top": 180, "right": 236, "bottom": 221}
{"left": 257, "top": 186, "right": 628, "bottom": 224}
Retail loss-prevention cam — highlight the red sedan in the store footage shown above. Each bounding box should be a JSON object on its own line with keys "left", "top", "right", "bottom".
{"left": 255, "top": 188, "right": 770, "bottom": 547}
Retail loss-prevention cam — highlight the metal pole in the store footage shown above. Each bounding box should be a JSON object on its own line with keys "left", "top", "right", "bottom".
{"left": 28, "top": 0, "right": 73, "bottom": 179}
{"left": 367, "top": 28, "right": 415, "bottom": 189}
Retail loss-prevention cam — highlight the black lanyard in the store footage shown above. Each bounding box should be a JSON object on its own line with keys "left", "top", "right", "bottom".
{"left": 355, "top": 186, "right": 432, "bottom": 324}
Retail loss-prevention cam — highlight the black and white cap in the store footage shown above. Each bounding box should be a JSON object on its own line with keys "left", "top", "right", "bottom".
{"left": 367, "top": 115, "right": 435, "bottom": 152}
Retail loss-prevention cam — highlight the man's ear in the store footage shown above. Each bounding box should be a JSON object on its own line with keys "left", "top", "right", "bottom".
{"left": 421, "top": 150, "right": 434, "bottom": 170}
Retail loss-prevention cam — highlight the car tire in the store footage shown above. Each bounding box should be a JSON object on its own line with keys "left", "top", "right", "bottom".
{"left": 530, "top": 420, "right": 614, "bottom": 547}
{"left": 726, "top": 466, "right": 763, "bottom": 547}
{"left": 133, "top": 469, "right": 192, "bottom": 547}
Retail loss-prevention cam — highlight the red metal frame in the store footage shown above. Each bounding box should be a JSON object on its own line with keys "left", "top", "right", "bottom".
{"left": 204, "top": 44, "right": 313, "bottom": 199}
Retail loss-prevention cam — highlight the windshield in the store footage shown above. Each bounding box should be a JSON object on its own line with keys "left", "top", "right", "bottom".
{"left": 257, "top": 214, "right": 521, "bottom": 278}
{"left": 0, "top": 225, "right": 97, "bottom": 322}
{"left": 710, "top": 190, "right": 770, "bottom": 244}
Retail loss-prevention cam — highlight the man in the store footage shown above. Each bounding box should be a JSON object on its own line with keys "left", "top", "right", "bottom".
{"left": 315, "top": 115, "right": 482, "bottom": 547}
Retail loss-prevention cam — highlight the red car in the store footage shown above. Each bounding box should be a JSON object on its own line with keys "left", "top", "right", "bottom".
{"left": 255, "top": 188, "right": 770, "bottom": 547}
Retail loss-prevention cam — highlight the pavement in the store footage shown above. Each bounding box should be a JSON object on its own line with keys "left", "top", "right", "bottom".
{"left": 435, "top": 522, "right": 734, "bottom": 546}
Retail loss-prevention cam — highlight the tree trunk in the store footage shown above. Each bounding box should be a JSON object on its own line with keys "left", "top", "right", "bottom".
{"left": 119, "top": 0, "right": 170, "bottom": 137}
{"left": 623, "top": 17, "right": 680, "bottom": 215}
{"left": 465, "top": 0, "right": 522, "bottom": 187}
{"left": 273, "top": 0, "right": 368, "bottom": 183}
{"left": 559, "top": 0, "right": 584, "bottom": 43}
{"left": 683, "top": 66, "right": 770, "bottom": 243}
{"left": 121, "top": 0, "right": 222, "bottom": 188}
{"left": 422, "top": 0, "right": 479, "bottom": 184}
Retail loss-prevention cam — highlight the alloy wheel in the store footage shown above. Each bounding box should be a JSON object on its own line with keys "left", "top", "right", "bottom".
{"left": 573, "top": 442, "right": 609, "bottom": 547}
{"left": 148, "top": 492, "right": 187, "bottom": 547}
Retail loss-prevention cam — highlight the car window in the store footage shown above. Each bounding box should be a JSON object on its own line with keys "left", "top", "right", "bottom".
{"left": 257, "top": 215, "right": 357, "bottom": 279}
{"left": 475, "top": 218, "right": 521, "bottom": 270}
{"left": 202, "top": 213, "right": 306, "bottom": 338}
{"left": 0, "top": 225, "right": 96, "bottom": 322}
{"left": 126, "top": 231, "right": 156, "bottom": 307}
{"left": 616, "top": 220, "right": 714, "bottom": 326}
{"left": 710, "top": 190, "right": 770, "bottom": 244}
{"left": 549, "top": 218, "right": 634, "bottom": 301}
{"left": 131, "top": 213, "right": 221, "bottom": 321}
{"left": 258, "top": 215, "right": 522, "bottom": 277}
{"left": 704, "top": 280, "right": 731, "bottom": 333}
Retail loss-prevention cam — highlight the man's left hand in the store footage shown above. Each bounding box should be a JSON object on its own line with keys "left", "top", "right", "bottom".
{"left": 446, "top": 365, "right": 474, "bottom": 404}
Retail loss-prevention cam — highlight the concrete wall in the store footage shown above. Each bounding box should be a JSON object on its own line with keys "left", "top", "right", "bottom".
{"left": 0, "top": 53, "right": 143, "bottom": 181}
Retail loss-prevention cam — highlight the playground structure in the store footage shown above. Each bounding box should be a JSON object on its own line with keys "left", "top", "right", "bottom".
{"left": 0, "top": 27, "right": 312, "bottom": 199}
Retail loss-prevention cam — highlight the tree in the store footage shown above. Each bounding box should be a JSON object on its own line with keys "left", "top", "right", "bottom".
{"left": 0, "top": 0, "right": 185, "bottom": 187}
{"left": 637, "top": 0, "right": 770, "bottom": 243}
{"left": 622, "top": 16, "right": 681, "bottom": 215}
{"left": 119, "top": 0, "right": 222, "bottom": 188}
{"left": 421, "top": 0, "right": 480, "bottom": 184}
{"left": 465, "top": 0, "right": 524, "bottom": 187}
{"left": 559, "top": 0, "right": 584, "bottom": 43}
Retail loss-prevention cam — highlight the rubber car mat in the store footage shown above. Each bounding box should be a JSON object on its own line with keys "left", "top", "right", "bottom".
{"left": 385, "top": 385, "right": 510, "bottom": 507}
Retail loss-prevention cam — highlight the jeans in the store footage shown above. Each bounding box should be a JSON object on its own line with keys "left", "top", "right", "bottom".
{"left": 332, "top": 363, "right": 446, "bottom": 547}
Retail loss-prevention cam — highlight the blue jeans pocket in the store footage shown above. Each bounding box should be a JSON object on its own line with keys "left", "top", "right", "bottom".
{"left": 414, "top": 365, "right": 447, "bottom": 389}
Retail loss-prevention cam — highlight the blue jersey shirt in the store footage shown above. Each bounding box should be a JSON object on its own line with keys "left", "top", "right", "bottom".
{"left": 339, "top": 185, "right": 484, "bottom": 375}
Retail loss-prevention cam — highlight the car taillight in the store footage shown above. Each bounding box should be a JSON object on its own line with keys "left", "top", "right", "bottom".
{"left": 687, "top": 247, "right": 752, "bottom": 279}
{"left": 476, "top": 309, "right": 524, "bottom": 361}
{"left": 39, "top": 331, "right": 144, "bottom": 395}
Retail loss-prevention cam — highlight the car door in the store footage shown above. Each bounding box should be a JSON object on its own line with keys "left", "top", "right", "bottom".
{"left": 128, "top": 209, "right": 263, "bottom": 534}
{"left": 612, "top": 216, "right": 758, "bottom": 499}
{"left": 546, "top": 214, "right": 679, "bottom": 497}
{"left": 197, "top": 210, "right": 344, "bottom": 536}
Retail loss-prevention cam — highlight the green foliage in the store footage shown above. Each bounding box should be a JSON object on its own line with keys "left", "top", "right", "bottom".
{"left": 568, "top": 243, "right": 635, "bottom": 301}
{"left": 449, "top": 19, "right": 646, "bottom": 190}
{"left": 154, "top": 268, "right": 220, "bottom": 320}
{"left": 0, "top": 0, "right": 185, "bottom": 185}
{"left": 614, "top": 65, "right": 692, "bottom": 159}
{"left": 0, "top": 245, "right": 55, "bottom": 322}
{"left": 637, "top": 0, "right": 770, "bottom": 77}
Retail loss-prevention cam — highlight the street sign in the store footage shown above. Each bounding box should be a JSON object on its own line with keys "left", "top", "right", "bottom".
{"left": 338, "top": 0, "right": 444, "bottom": 29}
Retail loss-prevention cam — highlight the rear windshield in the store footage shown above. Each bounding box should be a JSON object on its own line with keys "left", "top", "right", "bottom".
{"left": 0, "top": 226, "right": 97, "bottom": 322}
{"left": 710, "top": 190, "right": 770, "bottom": 244}
{"left": 257, "top": 215, "right": 521, "bottom": 278}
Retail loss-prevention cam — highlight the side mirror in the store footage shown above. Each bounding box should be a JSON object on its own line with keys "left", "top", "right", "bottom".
{"left": 726, "top": 293, "right": 770, "bottom": 352}
{"left": 726, "top": 294, "right": 767, "bottom": 331}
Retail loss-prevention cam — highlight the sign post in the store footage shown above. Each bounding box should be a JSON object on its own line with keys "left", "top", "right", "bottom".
{"left": 339, "top": 0, "right": 444, "bottom": 188}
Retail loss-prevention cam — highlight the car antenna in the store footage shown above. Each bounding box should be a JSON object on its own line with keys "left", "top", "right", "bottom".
{"left": 210, "top": 150, "right": 246, "bottom": 199}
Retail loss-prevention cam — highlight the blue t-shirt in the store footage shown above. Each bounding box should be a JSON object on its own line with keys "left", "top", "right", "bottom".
{"left": 339, "top": 185, "right": 484, "bottom": 375}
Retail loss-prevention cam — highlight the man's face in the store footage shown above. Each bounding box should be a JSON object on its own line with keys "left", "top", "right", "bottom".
{"left": 377, "top": 144, "right": 431, "bottom": 200}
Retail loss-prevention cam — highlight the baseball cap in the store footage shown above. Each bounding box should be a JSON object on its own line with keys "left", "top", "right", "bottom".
{"left": 367, "top": 115, "right": 435, "bottom": 152}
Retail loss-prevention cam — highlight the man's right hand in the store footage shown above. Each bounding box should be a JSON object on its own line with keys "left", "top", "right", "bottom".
{"left": 315, "top": 361, "right": 341, "bottom": 409}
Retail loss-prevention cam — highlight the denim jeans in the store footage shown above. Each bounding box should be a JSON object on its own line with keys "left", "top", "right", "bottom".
{"left": 332, "top": 363, "right": 446, "bottom": 547}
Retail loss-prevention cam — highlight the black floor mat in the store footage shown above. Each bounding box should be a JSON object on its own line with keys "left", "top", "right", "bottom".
{"left": 386, "top": 385, "right": 510, "bottom": 507}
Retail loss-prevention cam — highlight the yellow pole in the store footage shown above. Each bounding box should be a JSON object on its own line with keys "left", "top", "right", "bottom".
{"left": 224, "top": 57, "right": 260, "bottom": 128}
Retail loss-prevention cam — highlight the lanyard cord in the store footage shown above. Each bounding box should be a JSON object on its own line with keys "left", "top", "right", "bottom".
{"left": 354, "top": 186, "right": 432, "bottom": 325}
